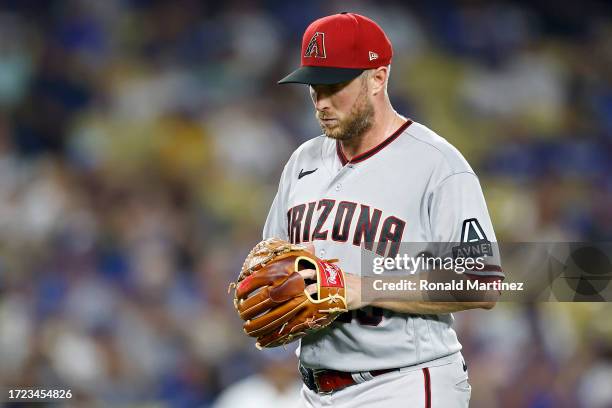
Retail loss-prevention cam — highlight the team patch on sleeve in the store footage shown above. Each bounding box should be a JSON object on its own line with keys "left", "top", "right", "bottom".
{"left": 452, "top": 218, "right": 493, "bottom": 258}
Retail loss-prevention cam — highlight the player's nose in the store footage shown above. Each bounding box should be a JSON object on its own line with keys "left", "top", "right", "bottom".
{"left": 314, "top": 97, "right": 332, "bottom": 113}
{"left": 310, "top": 86, "right": 332, "bottom": 111}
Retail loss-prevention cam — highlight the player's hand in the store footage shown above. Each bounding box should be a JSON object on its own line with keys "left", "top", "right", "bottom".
{"left": 341, "top": 272, "right": 367, "bottom": 310}
{"left": 297, "top": 269, "right": 365, "bottom": 310}
{"left": 299, "top": 243, "right": 367, "bottom": 310}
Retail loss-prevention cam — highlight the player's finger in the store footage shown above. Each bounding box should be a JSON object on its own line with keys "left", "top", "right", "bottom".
{"left": 304, "top": 243, "right": 315, "bottom": 254}
{"left": 298, "top": 268, "right": 316, "bottom": 280}
{"left": 305, "top": 283, "right": 317, "bottom": 295}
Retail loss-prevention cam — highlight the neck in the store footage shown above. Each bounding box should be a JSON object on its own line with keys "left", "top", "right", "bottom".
{"left": 340, "top": 104, "right": 404, "bottom": 161}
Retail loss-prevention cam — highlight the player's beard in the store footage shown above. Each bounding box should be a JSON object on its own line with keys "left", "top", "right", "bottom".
{"left": 317, "top": 81, "right": 374, "bottom": 142}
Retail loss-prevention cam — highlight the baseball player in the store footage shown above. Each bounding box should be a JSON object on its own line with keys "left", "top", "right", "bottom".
{"left": 263, "top": 13, "right": 504, "bottom": 407}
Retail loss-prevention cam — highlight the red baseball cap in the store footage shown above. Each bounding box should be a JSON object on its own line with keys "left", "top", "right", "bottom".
{"left": 278, "top": 12, "right": 393, "bottom": 85}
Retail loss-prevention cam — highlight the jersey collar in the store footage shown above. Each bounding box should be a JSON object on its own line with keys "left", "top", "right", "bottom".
{"left": 336, "top": 119, "right": 413, "bottom": 166}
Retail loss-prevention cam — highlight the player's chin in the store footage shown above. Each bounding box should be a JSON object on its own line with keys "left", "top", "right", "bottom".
{"left": 322, "top": 128, "right": 341, "bottom": 139}
{"left": 321, "top": 126, "right": 346, "bottom": 140}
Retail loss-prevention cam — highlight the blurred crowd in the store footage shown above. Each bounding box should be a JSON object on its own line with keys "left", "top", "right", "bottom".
{"left": 0, "top": 0, "right": 611, "bottom": 407}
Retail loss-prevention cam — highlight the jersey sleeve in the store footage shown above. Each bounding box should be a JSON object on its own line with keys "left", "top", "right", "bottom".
{"left": 262, "top": 164, "right": 291, "bottom": 241}
{"left": 428, "top": 172, "right": 504, "bottom": 279}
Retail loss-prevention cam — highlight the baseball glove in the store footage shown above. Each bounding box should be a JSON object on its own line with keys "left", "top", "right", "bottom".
{"left": 230, "top": 238, "right": 348, "bottom": 348}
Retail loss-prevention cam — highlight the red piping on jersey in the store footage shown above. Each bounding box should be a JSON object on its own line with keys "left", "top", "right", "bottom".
{"left": 423, "top": 367, "right": 431, "bottom": 408}
{"left": 336, "top": 119, "right": 413, "bottom": 165}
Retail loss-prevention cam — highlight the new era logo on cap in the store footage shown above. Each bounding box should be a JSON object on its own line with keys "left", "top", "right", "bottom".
{"left": 278, "top": 12, "right": 393, "bottom": 85}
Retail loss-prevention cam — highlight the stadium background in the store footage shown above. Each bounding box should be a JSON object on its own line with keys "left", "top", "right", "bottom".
{"left": 0, "top": 0, "right": 611, "bottom": 407}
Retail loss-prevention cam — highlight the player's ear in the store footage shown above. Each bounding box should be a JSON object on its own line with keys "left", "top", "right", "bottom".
{"left": 370, "top": 66, "right": 388, "bottom": 96}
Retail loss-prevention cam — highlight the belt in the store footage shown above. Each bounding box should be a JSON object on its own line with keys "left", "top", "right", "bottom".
{"left": 300, "top": 363, "right": 398, "bottom": 394}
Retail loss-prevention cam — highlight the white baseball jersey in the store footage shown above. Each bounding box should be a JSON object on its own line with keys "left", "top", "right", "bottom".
{"left": 213, "top": 375, "right": 302, "bottom": 408}
{"left": 263, "top": 119, "right": 503, "bottom": 371}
